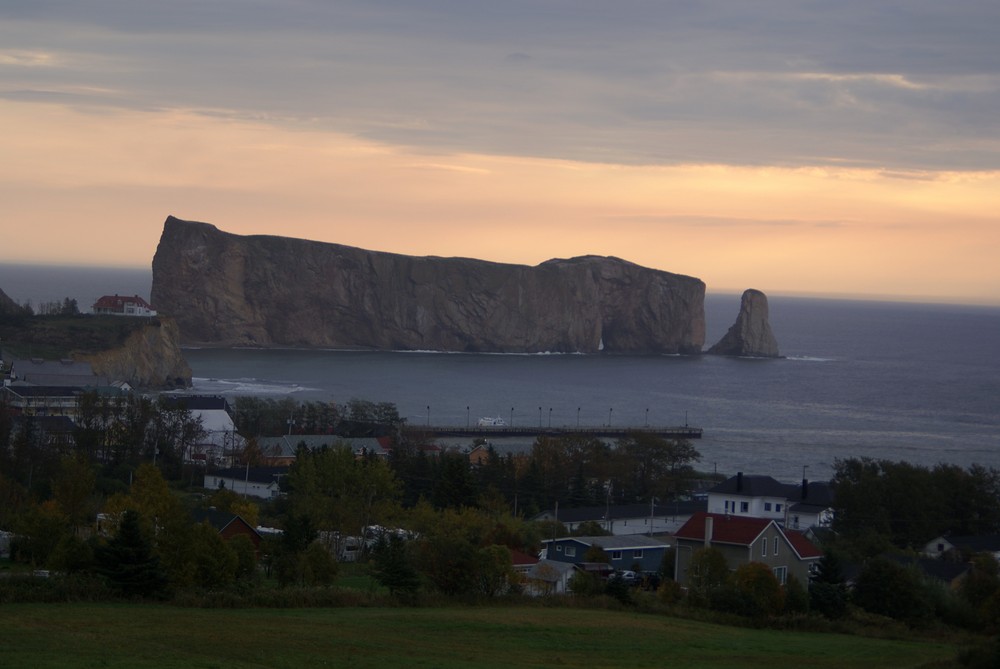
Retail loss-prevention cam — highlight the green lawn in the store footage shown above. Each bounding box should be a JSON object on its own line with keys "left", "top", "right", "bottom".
{"left": 0, "top": 603, "right": 964, "bottom": 668}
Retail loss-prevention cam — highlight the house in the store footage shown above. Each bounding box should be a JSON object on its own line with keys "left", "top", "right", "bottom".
{"left": 533, "top": 500, "right": 706, "bottom": 536}
{"left": 523, "top": 559, "right": 580, "bottom": 596}
{"left": 923, "top": 534, "right": 1000, "bottom": 561}
{"left": 707, "top": 472, "right": 834, "bottom": 530}
{"left": 92, "top": 294, "right": 157, "bottom": 317}
{"left": 673, "top": 512, "right": 823, "bottom": 587}
{"left": 1, "top": 384, "right": 127, "bottom": 418}
{"left": 159, "top": 395, "right": 244, "bottom": 465}
{"left": 191, "top": 508, "right": 263, "bottom": 553}
{"left": 7, "top": 358, "right": 108, "bottom": 387}
{"left": 10, "top": 414, "right": 76, "bottom": 449}
{"left": 204, "top": 466, "right": 288, "bottom": 500}
{"left": 885, "top": 554, "right": 971, "bottom": 590}
{"left": 542, "top": 535, "right": 670, "bottom": 573}
{"left": 255, "top": 435, "right": 392, "bottom": 465}
{"left": 510, "top": 549, "right": 540, "bottom": 576}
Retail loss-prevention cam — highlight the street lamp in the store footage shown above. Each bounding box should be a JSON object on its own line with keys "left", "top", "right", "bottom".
{"left": 577, "top": 407, "right": 581, "bottom": 428}
{"left": 802, "top": 465, "right": 809, "bottom": 481}
{"left": 645, "top": 407, "right": 649, "bottom": 427}
{"left": 466, "top": 406, "right": 470, "bottom": 429}
{"left": 608, "top": 407, "right": 613, "bottom": 427}
{"left": 539, "top": 406, "right": 542, "bottom": 427}
{"left": 548, "top": 407, "right": 552, "bottom": 428}
{"left": 426, "top": 405, "right": 430, "bottom": 427}
{"left": 510, "top": 407, "right": 514, "bottom": 428}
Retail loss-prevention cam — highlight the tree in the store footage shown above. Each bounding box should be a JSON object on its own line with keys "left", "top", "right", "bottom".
{"left": 853, "top": 557, "right": 932, "bottom": 624}
{"left": 96, "top": 509, "right": 169, "bottom": 599}
{"left": 615, "top": 433, "right": 701, "bottom": 501}
{"left": 371, "top": 534, "right": 421, "bottom": 600}
{"left": 809, "top": 550, "right": 848, "bottom": 618}
{"left": 731, "top": 562, "right": 785, "bottom": 617}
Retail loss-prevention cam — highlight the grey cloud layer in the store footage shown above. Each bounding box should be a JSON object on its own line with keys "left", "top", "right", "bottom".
{"left": 2, "top": 0, "right": 999, "bottom": 169}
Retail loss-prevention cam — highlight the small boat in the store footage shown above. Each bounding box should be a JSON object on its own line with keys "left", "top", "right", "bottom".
{"left": 477, "top": 416, "right": 507, "bottom": 427}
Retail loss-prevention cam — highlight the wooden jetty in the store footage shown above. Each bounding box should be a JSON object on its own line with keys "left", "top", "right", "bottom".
{"left": 401, "top": 425, "right": 703, "bottom": 440}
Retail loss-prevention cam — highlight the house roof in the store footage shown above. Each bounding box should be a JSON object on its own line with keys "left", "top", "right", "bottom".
{"left": 675, "top": 512, "right": 772, "bottom": 546}
{"left": 784, "top": 529, "right": 824, "bottom": 559}
{"left": 159, "top": 395, "right": 231, "bottom": 412}
{"left": 548, "top": 535, "right": 670, "bottom": 550}
{"left": 527, "top": 559, "right": 577, "bottom": 582}
{"left": 675, "top": 512, "right": 823, "bottom": 560}
{"left": 191, "top": 508, "right": 261, "bottom": 540}
{"left": 510, "top": 549, "right": 539, "bottom": 567}
{"left": 208, "top": 466, "right": 288, "bottom": 485}
{"left": 12, "top": 414, "right": 75, "bottom": 434}
{"left": 935, "top": 534, "right": 1000, "bottom": 553}
{"left": 710, "top": 473, "right": 834, "bottom": 506}
{"left": 534, "top": 500, "right": 706, "bottom": 524}
{"left": 886, "top": 554, "right": 970, "bottom": 584}
{"left": 92, "top": 294, "right": 155, "bottom": 311}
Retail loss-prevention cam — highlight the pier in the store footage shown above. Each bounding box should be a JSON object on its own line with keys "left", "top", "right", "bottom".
{"left": 402, "top": 425, "right": 702, "bottom": 440}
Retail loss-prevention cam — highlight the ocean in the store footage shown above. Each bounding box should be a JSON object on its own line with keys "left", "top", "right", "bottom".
{"left": 2, "top": 263, "right": 998, "bottom": 481}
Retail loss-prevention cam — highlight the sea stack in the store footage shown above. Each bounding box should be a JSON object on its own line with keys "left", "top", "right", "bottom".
{"left": 708, "top": 289, "right": 780, "bottom": 357}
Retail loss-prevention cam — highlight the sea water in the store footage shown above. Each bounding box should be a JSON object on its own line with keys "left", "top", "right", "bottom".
{"left": 3, "top": 264, "right": 998, "bottom": 481}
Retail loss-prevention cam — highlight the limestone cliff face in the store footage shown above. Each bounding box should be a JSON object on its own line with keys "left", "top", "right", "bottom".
{"left": 708, "top": 289, "right": 780, "bottom": 357}
{"left": 151, "top": 216, "right": 706, "bottom": 354}
{"left": 79, "top": 317, "right": 192, "bottom": 389}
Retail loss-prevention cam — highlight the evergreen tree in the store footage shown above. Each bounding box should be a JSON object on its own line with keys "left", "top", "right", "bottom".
{"left": 371, "top": 534, "right": 420, "bottom": 600}
{"left": 96, "top": 509, "right": 169, "bottom": 599}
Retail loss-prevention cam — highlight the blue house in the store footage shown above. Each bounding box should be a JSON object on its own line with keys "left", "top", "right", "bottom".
{"left": 542, "top": 535, "right": 670, "bottom": 573}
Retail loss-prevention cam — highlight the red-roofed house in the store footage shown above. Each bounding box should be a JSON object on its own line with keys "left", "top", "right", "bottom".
{"left": 674, "top": 511, "right": 822, "bottom": 587}
{"left": 92, "top": 294, "right": 157, "bottom": 317}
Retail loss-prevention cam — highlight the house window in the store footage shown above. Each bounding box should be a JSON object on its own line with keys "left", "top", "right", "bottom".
{"left": 556, "top": 545, "right": 562, "bottom": 552}
{"left": 773, "top": 537, "right": 779, "bottom": 556}
{"left": 764, "top": 502, "right": 772, "bottom": 511}
{"left": 633, "top": 550, "right": 643, "bottom": 559}
{"left": 740, "top": 501, "right": 749, "bottom": 513}
{"left": 724, "top": 500, "right": 730, "bottom": 512}
{"left": 565, "top": 546, "right": 576, "bottom": 557}
{"left": 775, "top": 504, "right": 782, "bottom": 513}
{"left": 611, "top": 551, "right": 622, "bottom": 560}
{"left": 761, "top": 539, "right": 767, "bottom": 557}
{"left": 773, "top": 566, "right": 787, "bottom": 585}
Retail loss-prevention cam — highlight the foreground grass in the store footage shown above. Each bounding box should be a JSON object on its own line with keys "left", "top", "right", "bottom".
{"left": 0, "top": 603, "right": 964, "bottom": 669}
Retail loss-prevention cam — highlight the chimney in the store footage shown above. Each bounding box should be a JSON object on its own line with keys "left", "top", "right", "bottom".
{"left": 704, "top": 515, "right": 714, "bottom": 547}
{"left": 802, "top": 479, "right": 809, "bottom": 500}
{"left": 736, "top": 472, "right": 743, "bottom": 492}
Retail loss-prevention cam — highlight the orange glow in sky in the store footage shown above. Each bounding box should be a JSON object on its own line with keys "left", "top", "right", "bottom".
{"left": 2, "top": 103, "right": 997, "bottom": 305}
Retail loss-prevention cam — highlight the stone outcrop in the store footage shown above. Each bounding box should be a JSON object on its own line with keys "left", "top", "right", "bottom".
{"left": 707, "top": 289, "right": 780, "bottom": 357}
{"left": 151, "top": 216, "right": 706, "bottom": 354}
{"left": 79, "top": 317, "right": 192, "bottom": 389}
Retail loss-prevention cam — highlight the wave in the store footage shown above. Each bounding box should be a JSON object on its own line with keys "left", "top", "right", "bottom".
{"left": 187, "top": 377, "right": 322, "bottom": 396}
{"left": 785, "top": 355, "right": 835, "bottom": 362}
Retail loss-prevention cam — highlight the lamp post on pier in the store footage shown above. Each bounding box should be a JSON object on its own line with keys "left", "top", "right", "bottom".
{"left": 426, "top": 405, "right": 430, "bottom": 428}
{"left": 608, "top": 407, "right": 613, "bottom": 427}
{"left": 538, "top": 406, "right": 542, "bottom": 428}
{"left": 466, "top": 406, "right": 470, "bottom": 429}
{"left": 510, "top": 407, "right": 514, "bottom": 428}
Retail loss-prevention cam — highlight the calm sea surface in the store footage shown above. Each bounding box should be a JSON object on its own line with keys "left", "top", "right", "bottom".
{"left": 3, "top": 263, "right": 998, "bottom": 481}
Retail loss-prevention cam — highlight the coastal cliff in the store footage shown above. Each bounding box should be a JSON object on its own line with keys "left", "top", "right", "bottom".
{"left": 708, "top": 289, "right": 780, "bottom": 358}
{"left": 79, "top": 317, "right": 192, "bottom": 389}
{"left": 151, "top": 216, "right": 706, "bottom": 354}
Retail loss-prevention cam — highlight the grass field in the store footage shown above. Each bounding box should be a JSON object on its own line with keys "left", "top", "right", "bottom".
{"left": 0, "top": 603, "right": 965, "bottom": 668}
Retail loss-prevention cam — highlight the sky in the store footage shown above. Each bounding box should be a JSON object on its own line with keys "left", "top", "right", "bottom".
{"left": 2, "top": 1, "right": 999, "bottom": 305}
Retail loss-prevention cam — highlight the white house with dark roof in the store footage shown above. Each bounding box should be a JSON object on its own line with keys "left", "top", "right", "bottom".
{"left": 707, "top": 472, "right": 834, "bottom": 530}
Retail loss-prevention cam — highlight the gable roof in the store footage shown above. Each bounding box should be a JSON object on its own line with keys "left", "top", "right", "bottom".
{"left": 675, "top": 512, "right": 772, "bottom": 546}
{"left": 191, "top": 508, "right": 261, "bottom": 540}
{"left": 675, "top": 512, "right": 823, "bottom": 560}
{"left": 935, "top": 534, "right": 1000, "bottom": 553}
{"left": 93, "top": 294, "right": 155, "bottom": 311}
{"left": 784, "top": 529, "right": 824, "bottom": 559}
{"left": 159, "top": 395, "right": 231, "bottom": 412}
{"left": 710, "top": 473, "right": 834, "bottom": 506}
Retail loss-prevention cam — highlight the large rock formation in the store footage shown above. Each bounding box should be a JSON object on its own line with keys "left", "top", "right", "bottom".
{"left": 708, "top": 289, "right": 780, "bottom": 357}
{"left": 79, "top": 317, "right": 192, "bottom": 389}
{"left": 151, "top": 216, "right": 706, "bottom": 354}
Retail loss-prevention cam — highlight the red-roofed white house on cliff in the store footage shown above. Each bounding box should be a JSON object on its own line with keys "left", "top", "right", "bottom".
{"left": 92, "top": 294, "right": 157, "bottom": 317}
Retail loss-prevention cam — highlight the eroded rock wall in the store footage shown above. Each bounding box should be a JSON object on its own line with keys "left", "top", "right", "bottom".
{"left": 707, "top": 289, "right": 780, "bottom": 357}
{"left": 80, "top": 317, "right": 192, "bottom": 388}
{"left": 151, "top": 216, "right": 706, "bottom": 354}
